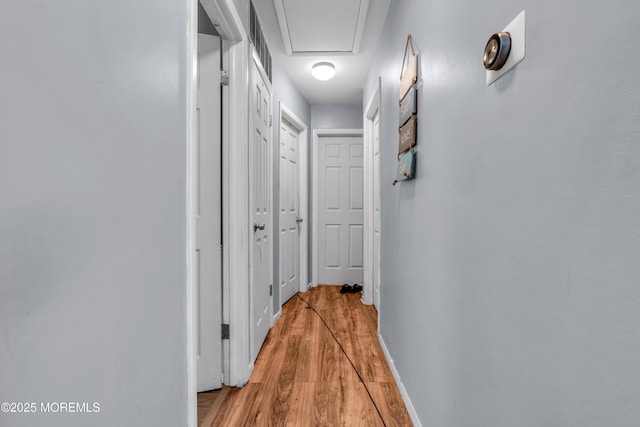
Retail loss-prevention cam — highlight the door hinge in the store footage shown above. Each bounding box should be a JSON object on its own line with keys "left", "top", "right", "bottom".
{"left": 221, "top": 70, "right": 229, "bottom": 86}
{"left": 270, "top": 285, "right": 273, "bottom": 296}
{"left": 221, "top": 324, "right": 230, "bottom": 340}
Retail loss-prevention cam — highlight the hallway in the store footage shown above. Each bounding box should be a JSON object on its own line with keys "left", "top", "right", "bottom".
{"left": 200, "top": 286, "right": 412, "bottom": 426}
{"left": 4, "top": 1, "right": 640, "bottom": 426}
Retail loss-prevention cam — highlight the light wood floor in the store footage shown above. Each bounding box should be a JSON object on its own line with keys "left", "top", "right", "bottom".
{"left": 200, "top": 285, "right": 412, "bottom": 426}
{"left": 198, "top": 386, "right": 229, "bottom": 427}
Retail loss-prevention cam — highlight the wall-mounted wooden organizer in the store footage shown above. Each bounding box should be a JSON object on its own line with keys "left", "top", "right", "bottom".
{"left": 394, "top": 34, "right": 419, "bottom": 185}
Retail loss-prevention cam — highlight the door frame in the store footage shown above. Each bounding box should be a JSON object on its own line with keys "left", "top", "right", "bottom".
{"left": 311, "top": 128, "right": 364, "bottom": 287}
{"left": 277, "top": 102, "right": 309, "bottom": 316}
{"left": 363, "top": 78, "right": 381, "bottom": 306}
{"left": 223, "top": 35, "right": 253, "bottom": 388}
{"left": 187, "top": 1, "right": 249, "bottom": 426}
{"left": 195, "top": 32, "right": 223, "bottom": 393}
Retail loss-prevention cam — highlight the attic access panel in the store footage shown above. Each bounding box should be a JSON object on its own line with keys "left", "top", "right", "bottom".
{"left": 274, "top": 0, "right": 370, "bottom": 54}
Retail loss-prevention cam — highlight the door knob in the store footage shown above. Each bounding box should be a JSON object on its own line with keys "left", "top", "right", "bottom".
{"left": 296, "top": 217, "right": 303, "bottom": 223}
{"left": 253, "top": 223, "right": 265, "bottom": 232}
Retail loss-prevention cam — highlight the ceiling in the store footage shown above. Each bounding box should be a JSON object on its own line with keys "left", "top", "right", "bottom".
{"left": 252, "top": 0, "right": 390, "bottom": 106}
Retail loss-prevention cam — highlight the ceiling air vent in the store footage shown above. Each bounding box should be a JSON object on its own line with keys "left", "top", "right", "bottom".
{"left": 273, "top": 0, "right": 370, "bottom": 55}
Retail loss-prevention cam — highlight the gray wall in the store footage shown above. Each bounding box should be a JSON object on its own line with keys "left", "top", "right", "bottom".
{"left": 0, "top": 1, "right": 188, "bottom": 426}
{"left": 365, "top": 1, "right": 640, "bottom": 426}
{"left": 310, "top": 104, "right": 363, "bottom": 130}
{"left": 271, "top": 61, "right": 311, "bottom": 313}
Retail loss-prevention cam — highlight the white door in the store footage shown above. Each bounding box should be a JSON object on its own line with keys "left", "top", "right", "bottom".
{"left": 317, "top": 135, "right": 364, "bottom": 284}
{"left": 250, "top": 56, "right": 272, "bottom": 361}
{"left": 279, "top": 119, "right": 300, "bottom": 303}
{"left": 196, "top": 34, "right": 222, "bottom": 392}
{"left": 372, "top": 112, "right": 381, "bottom": 309}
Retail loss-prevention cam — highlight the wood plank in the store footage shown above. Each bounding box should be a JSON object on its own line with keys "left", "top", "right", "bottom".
{"left": 211, "top": 285, "right": 412, "bottom": 426}
{"left": 197, "top": 390, "right": 219, "bottom": 426}
{"left": 367, "top": 382, "right": 415, "bottom": 427}
{"left": 211, "top": 384, "right": 262, "bottom": 426}
{"left": 198, "top": 386, "right": 230, "bottom": 427}
{"left": 282, "top": 383, "right": 315, "bottom": 426}
{"left": 250, "top": 332, "right": 287, "bottom": 383}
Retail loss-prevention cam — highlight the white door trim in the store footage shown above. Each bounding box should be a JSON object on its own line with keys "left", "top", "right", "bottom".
{"left": 312, "top": 128, "right": 364, "bottom": 287}
{"left": 196, "top": 33, "right": 223, "bottom": 392}
{"left": 278, "top": 102, "right": 309, "bottom": 311}
{"left": 363, "top": 78, "right": 381, "bottom": 306}
{"left": 187, "top": 2, "right": 249, "bottom": 426}
{"left": 199, "top": 0, "right": 243, "bottom": 41}
{"left": 186, "top": 2, "right": 198, "bottom": 425}
{"left": 224, "top": 35, "right": 252, "bottom": 387}
{"left": 208, "top": 0, "right": 252, "bottom": 388}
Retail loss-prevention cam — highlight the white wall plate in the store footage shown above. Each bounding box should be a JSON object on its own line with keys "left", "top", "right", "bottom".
{"left": 486, "top": 10, "right": 525, "bottom": 86}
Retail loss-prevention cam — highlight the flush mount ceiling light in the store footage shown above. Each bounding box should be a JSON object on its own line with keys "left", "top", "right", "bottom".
{"left": 311, "top": 62, "right": 336, "bottom": 81}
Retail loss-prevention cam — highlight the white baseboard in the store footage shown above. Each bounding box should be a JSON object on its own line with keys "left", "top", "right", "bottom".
{"left": 378, "top": 334, "right": 423, "bottom": 427}
{"left": 243, "top": 361, "right": 254, "bottom": 386}
{"left": 272, "top": 309, "right": 282, "bottom": 324}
